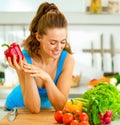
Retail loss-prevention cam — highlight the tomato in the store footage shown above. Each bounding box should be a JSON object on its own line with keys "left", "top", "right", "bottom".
{"left": 54, "top": 110, "right": 63, "bottom": 123}
{"left": 79, "top": 121, "right": 90, "bottom": 125}
{"left": 73, "top": 110, "right": 81, "bottom": 120}
{"left": 63, "top": 113, "right": 74, "bottom": 125}
{"left": 70, "top": 120, "right": 79, "bottom": 125}
{"left": 79, "top": 112, "right": 89, "bottom": 122}
{"left": 62, "top": 108, "right": 70, "bottom": 113}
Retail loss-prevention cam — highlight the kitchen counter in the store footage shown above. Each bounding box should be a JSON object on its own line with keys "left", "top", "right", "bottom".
{"left": 69, "top": 85, "right": 90, "bottom": 98}
{"left": 0, "top": 108, "right": 58, "bottom": 125}
{"left": 0, "top": 108, "right": 120, "bottom": 125}
{"left": 0, "top": 85, "right": 90, "bottom": 99}
{"left": 0, "top": 84, "right": 90, "bottom": 107}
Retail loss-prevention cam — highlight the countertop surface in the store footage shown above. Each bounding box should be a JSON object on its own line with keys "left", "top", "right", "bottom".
{"left": 0, "top": 108, "right": 57, "bottom": 125}
{"left": 0, "top": 84, "right": 89, "bottom": 107}
{"left": 0, "top": 84, "right": 90, "bottom": 99}
{"left": 69, "top": 85, "right": 90, "bottom": 98}
{"left": 0, "top": 108, "right": 120, "bottom": 125}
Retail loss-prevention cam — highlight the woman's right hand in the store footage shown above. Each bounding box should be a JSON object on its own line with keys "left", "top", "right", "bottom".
{"left": 7, "top": 55, "right": 25, "bottom": 72}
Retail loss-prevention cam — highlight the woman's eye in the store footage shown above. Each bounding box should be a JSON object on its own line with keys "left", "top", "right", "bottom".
{"left": 50, "top": 42, "right": 56, "bottom": 45}
{"left": 61, "top": 40, "right": 66, "bottom": 44}
{"left": 50, "top": 40, "right": 66, "bottom": 45}
{"left": 61, "top": 41, "right": 66, "bottom": 44}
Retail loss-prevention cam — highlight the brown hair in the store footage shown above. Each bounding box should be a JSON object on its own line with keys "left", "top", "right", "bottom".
{"left": 24, "top": 2, "right": 72, "bottom": 58}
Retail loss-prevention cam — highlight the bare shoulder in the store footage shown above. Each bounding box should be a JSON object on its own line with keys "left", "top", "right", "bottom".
{"left": 67, "top": 53, "right": 74, "bottom": 61}
{"left": 64, "top": 53, "right": 75, "bottom": 68}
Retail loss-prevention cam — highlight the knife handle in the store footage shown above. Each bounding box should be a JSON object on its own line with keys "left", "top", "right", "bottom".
{"left": 11, "top": 108, "right": 17, "bottom": 115}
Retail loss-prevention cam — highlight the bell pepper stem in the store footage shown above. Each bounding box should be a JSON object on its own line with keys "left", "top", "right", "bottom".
{"left": 1, "top": 44, "right": 10, "bottom": 48}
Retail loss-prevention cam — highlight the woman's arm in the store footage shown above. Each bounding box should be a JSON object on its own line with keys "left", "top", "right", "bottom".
{"left": 23, "top": 54, "right": 75, "bottom": 111}
{"left": 45, "top": 54, "right": 75, "bottom": 110}
{"left": 7, "top": 55, "right": 40, "bottom": 113}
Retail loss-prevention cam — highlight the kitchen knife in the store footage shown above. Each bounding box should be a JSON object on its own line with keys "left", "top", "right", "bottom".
{"left": 100, "top": 34, "right": 104, "bottom": 71}
{"left": 0, "top": 107, "right": 10, "bottom": 120}
{"left": 91, "top": 41, "right": 94, "bottom": 67}
{"left": 110, "top": 34, "right": 115, "bottom": 72}
{"left": 8, "top": 107, "right": 18, "bottom": 122}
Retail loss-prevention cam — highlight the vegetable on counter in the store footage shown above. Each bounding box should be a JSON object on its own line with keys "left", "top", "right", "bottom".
{"left": 54, "top": 100, "right": 90, "bottom": 125}
{"left": 73, "top": 82, "right": 120, "bottom": 125}
{"left": 88, "top": 77, "right": 110, "bottom": 87}
{"left": 63, "top": 99, "right": 82, "bottom": 114}
{"left": 2, "top": 42, "right": 24, "bottom": 63}
{"left": 54, "top": 82, "right": 120, "bottom": 125}
{"left": 88, "top": 75, "right": 120, "bottom": 91}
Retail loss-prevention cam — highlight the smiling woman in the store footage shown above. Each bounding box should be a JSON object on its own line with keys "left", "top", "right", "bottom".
{"left": 4, "top": 2, "right": 75, "bottom": 113}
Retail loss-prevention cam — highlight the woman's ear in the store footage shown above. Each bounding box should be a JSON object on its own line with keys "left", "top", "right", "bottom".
{"left": 35, "top": 32, "right": 41, "bottom": 42}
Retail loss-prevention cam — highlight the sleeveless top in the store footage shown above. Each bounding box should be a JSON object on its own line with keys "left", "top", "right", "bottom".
{"left": 5, "top": 49, "right": 68, "bottom": 109}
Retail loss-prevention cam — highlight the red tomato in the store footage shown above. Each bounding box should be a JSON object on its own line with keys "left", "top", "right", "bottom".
{"left": 70, "top": 120, "right": 79, "bottom": 125}
{"left": 79, "top": 112, "right": 89, "bottom": 122}
{"left": 74, "top": 110, "right": 81, "bottom": 120}
{"left": 63, "top": 113, "right": 74, "bottom": 125}
{"left": 74, "top": 110, "right": 81, "bottom": 116}
{"left": 79, "top": 121, "right": 90, "bottom": 125}
{"left": 54, "top": 110, "right": 63, "bottom": 123}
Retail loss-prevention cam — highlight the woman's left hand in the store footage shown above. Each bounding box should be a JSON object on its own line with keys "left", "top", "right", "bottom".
{"left": 23, "top": 62, "right": 50, "bottom": 81}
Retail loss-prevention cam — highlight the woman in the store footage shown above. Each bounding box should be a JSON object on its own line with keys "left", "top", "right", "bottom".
{"left": 5, "top": 2, "right": 74, "bottom": 113}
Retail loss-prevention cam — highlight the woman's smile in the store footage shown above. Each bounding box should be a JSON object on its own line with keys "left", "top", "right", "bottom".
{"left": 52, "top": 50, "right": 61, "bottom": 56}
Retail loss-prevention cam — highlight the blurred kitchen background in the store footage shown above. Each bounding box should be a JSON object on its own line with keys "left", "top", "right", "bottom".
{"left": 0, "top": 0, "right": 120, "bottom": 106}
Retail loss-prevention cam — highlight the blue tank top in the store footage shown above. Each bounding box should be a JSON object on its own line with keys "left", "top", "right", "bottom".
{"left": 5, "top": 49, "right": 68, "bottom": 109}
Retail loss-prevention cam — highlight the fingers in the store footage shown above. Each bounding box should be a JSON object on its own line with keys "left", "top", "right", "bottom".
{"left": 7, "top": 57, "right": 14, "bottom": 68}
{"left": 23, "top": 63, "right": 39, "bottom": 76}
{"left": 8, "top": 55, "right": 23, "bottom": 70}
{"left": 23, "top": 63, "right": 32, "bottom": 70}
{"left": 13, "top": 55, "right": 22, "bottom": 69}
{"left": 19, "top": 55, "right": 23, "bottom": 68}
{"left": 23, "top": 63, "right": 33, "bottom": 73}
{"left": 13, "top": 55, "right": 18, "bottom": 65}
{"left": 22, "top": 63, "right": 48, "bottom": 80}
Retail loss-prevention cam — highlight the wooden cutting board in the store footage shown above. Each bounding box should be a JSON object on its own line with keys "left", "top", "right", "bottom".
{"left": 0, "top": 108, "right": 63, "bottom": 125}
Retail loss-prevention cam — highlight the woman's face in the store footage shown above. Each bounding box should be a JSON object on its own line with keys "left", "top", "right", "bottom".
{"left": 39, "top": 28, "right": 67, "bottom": 59}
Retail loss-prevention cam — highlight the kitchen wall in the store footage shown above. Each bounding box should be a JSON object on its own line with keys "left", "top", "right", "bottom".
{"left": 0, "top": 0, "right": 120, "bottom": 87}
{"left": 0, "top": 0, "right": 112, "bottom": 12}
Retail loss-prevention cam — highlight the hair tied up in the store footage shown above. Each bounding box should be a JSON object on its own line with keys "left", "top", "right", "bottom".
{"left": 43, "top": 3, "right": 58, "bottom": 14}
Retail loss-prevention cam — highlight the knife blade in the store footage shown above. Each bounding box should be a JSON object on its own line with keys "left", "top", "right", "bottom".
{"left": 0, "top": 106, "right": 12, "bottom": 120}
{"left": 0, "top": 108, "right": 10, "bottom": 120}
{"left": 8, "top": 107, "right": 18, "bottom": 122}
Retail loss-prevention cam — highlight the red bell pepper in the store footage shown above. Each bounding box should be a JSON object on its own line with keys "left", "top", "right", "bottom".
{"left": 2, "top": 42, "right": 24, "bottom": 63}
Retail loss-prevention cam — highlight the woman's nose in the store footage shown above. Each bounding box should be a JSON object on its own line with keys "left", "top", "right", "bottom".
{"left": 55, "top": 43, "right": 62, "bottom": 50}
